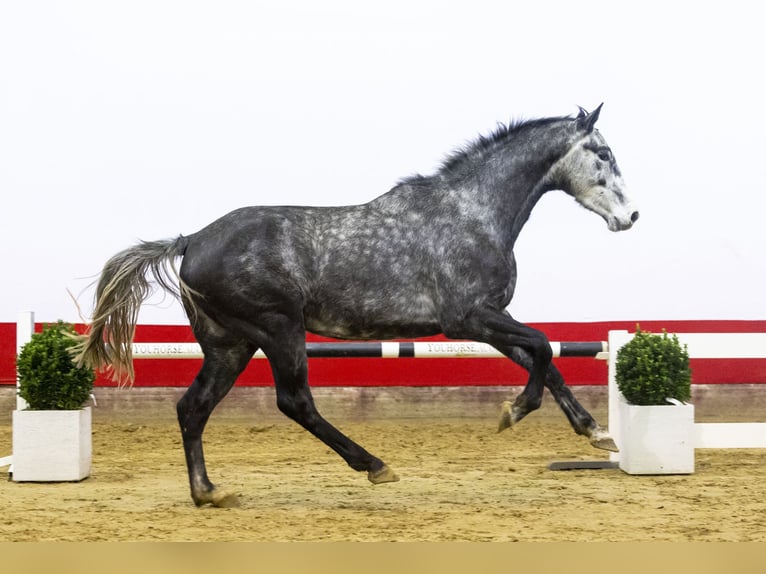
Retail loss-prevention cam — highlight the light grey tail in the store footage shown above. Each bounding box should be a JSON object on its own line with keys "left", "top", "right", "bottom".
{"left": 74, "top": 236, "right": 190, "bottom": 384}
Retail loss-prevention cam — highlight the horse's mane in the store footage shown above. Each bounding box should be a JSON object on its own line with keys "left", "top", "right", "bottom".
{"left": 399, "top": 115, "right": 572, "bottom": 186}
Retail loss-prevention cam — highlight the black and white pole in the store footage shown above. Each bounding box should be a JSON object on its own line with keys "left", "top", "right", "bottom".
{"left": 129, "top": 340, "right": 608, "bottom": 360}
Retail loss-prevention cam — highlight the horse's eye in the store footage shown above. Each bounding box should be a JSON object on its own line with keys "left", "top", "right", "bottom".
{"left": 597, "top": 148, "right": 612, "bottom": 162}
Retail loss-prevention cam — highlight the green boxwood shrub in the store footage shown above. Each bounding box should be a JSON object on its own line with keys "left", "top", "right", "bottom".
{"left": 615, "top": 326, "right": 692, "bottom": 405}
{"left": 16, "top": 321, "right": 95, "bottom": 410}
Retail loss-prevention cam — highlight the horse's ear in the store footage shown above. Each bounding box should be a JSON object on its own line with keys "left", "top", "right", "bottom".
{"left": 576, "top": 103, "right": 603, "bottom": 133}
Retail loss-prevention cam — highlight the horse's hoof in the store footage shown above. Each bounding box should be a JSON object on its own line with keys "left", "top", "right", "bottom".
{"left": 589, "top": 428, "right": 619, "bottom": 453}
{"left": 368, "top": 465, "right": 399, "bottom": 484}
{"left": 497, "top": 401, "right": 513, "bottom": 433}
{"left": 193, "top": 489, "right": 241, "bottom": 508}
{"left": 211, "top": 492, "right": 241, "bottom": 508}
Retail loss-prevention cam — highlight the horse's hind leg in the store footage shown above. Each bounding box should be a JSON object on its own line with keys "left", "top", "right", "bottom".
{"left": 497, "top": 347, "right": 618, "bottom": 452}
{"left": 261, "top": 315, "right": 398, "bottom": 484}
{"left": 177, "top": 338, "right": 256, "bottom": 507}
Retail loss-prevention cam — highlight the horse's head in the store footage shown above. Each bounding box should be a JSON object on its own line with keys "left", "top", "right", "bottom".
{"left": 547, "top": 104, "right": 639, "bottom": 232}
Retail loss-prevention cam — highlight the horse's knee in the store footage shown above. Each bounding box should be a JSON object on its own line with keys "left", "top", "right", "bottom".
{"left": 276, "top": 390, "right": 316, "bottom": 422}
{"left": 531, "top": 333, "right": 552, "bottom": 365}
{"left": 276, "top": 395, "right": 296, "bottom": 418}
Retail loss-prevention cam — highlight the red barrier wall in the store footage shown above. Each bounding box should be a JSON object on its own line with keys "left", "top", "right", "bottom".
{"left": 2, "top": 320, "right": 765, "bottom": 387}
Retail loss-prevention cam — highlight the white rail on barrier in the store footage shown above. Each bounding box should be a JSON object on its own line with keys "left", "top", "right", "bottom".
{"left": 607, "top": 330, "right": 766, "bottom": 461}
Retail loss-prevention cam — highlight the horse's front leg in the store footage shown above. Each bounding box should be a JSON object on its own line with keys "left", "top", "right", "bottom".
{"left": 497, "top": 345, "right": 618, "bottom": 452}
{"left": 446, "top": 308, "right": 552, "bottom": 425}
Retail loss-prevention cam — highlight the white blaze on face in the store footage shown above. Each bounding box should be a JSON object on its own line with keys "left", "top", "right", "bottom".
{"left": 547, "top": 131, "right": 639, "bottom": 232}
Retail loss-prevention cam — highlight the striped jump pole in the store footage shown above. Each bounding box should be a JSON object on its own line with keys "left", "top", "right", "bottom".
{"left": 129, "top": 340, "right": 609, "bottom": 360}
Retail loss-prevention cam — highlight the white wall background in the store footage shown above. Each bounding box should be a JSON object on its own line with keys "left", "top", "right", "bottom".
{"left": 1, "top": 1, "right": 764, "bottom": 325}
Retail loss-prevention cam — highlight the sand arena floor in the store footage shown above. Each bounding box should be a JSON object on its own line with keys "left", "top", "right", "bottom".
{"left": 1, "top": 386, "right": 765, "bottom": 542}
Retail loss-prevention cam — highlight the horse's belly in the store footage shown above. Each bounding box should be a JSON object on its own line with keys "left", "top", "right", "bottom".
{"left": 304, "top": 295, "right": 440, "bottom": 340}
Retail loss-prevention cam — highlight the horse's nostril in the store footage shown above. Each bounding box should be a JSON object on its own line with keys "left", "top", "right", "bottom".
{"left": 631, "top": 211, "right": 640, "bottom": 223}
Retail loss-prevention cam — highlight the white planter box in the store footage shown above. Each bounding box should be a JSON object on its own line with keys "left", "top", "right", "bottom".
{"left": 618, "top": 400, "right": 695, "bottom": 475}
{"left": 12, "top": 407, "right": 92, "bottom": 482}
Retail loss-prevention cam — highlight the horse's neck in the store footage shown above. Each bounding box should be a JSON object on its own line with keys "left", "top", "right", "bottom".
{"left": 379, "top": 121, "right": 576, "bottom": 248}
{"left": 471, "top": 145, "right": 569, "bottom": 247}
{"left": 502, "top": 180, "right": 550, "bottom": 247}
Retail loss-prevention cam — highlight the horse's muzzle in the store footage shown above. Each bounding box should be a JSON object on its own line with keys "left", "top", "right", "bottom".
{"left": 609, "top": 210, "right": 639, "bottom": 232}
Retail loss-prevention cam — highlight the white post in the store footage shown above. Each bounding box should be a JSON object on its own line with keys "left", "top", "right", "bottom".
{"left": 16, "top": 311, "right": 34, "bottom": 411}
{"left": 607, "top": 330, "right": 632, "bottom": 463}
{"left": 1, "top": 312, "right": 34, "bottom": 470}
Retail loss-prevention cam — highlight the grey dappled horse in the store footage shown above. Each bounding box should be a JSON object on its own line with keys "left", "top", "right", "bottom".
{"left": 77, "top": 105, "right": 638, "bottom": 507}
